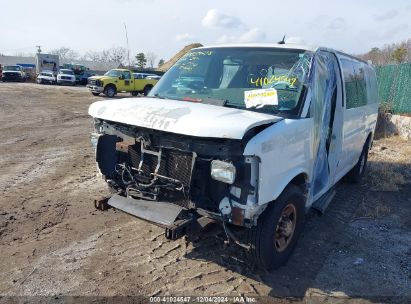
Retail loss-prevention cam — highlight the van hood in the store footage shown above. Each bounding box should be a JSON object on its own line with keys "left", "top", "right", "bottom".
{"left": 88, "top": 97, "right": 282, "bottom": 139}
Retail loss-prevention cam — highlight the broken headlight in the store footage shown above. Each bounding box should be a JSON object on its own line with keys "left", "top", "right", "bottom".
{"left": 211, "top": 160, "right": 236, "bottom": 184}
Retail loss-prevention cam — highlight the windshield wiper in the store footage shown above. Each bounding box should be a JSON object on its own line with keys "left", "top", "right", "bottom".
{"left": 224, "top": 103, "right": 244, "bottom": 109}
{"left": 147, "top": 93, "right": 166, "bottom": 99}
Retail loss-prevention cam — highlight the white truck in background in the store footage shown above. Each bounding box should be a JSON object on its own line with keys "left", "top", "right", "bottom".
{"left": 35, "top": 53, "right": 59, "bottom": 76}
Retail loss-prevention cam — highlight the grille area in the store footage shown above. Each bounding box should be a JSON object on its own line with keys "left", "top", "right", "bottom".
{"left": 128, "top": 144, "right": 194, "bottom": 185}
{"left": 4, "top": 72, "right": 21, "bottom": 79}
{"left": 127, "top": 144, "right": 194, "bottom": 208}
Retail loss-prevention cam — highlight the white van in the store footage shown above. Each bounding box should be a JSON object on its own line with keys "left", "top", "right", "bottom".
{"left": 88, "top": 44, "right": 378, "bottom": 270}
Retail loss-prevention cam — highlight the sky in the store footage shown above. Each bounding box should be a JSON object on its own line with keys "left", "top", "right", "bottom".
{"left": 0, "top": 0, "right": 410, "bottom": 64}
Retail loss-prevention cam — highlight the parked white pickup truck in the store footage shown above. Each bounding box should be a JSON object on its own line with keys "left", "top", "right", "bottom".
{"left": 2, "top": 65, "right": 26, "bottom": 82}
{"left": 88, "top": 43, "right": 378, "bottom": 270}
{"left": 37, "top": 70, "right": 56, "bottom": 84}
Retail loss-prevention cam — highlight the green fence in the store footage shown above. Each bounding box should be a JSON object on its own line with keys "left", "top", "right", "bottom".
{"left": 375, "top": 63, "right": 411, "bottom": 114}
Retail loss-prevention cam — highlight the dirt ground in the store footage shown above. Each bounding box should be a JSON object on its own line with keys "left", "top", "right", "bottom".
{"left": 0, "top": 83, "right": 410, "bottom": 303}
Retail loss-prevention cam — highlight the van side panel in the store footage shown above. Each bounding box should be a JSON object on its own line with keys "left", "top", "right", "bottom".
{"left": 244, "top": 118, "right": 313, "bottom": 206}
{"left": 337, "top": 55, "right": 378, "bottom": 178}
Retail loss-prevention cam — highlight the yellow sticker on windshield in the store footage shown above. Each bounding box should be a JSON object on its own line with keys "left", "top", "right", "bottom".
{"left": 244, "top": 88, "right": 278, "bottom": 109}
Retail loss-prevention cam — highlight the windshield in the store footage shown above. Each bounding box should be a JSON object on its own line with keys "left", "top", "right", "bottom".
{"left": 61, "top": 70, "right": 74, "bottom": 75}
{"left": 149, "top": 47, "right": 313, "bottom": 116}
{"left": 5, "top": 66, "right": 21, "bottom": 71}
{"left": 104, "top": 70, "right": 121, "bottom": 77}
{"left": 40, "top": 72, "right": 53, "bottom": 77}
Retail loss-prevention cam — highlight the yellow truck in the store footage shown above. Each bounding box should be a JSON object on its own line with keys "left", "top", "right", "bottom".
{"left": 87, "top": 69, "right": 158, "bottom": 97}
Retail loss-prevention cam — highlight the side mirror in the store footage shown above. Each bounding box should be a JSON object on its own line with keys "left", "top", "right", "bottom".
{"left": 119, "top": 75, "right": 124, "bottom": 80}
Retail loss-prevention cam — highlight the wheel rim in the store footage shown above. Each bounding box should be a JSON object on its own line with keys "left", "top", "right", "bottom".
{"left": 108, "top": 87, "right": 114, "bottom": 96}
{"left": 274, "top": 203, "right": 297, "bottom": 252}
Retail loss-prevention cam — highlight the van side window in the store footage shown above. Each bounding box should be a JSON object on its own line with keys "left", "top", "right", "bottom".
{"left": 340, "top": 58, "right": 359, "bottom": 109}
{"left": 340, "top": 57, "right": 374, "bottom": 109}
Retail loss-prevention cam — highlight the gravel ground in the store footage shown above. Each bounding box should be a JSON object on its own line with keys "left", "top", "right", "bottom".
{"left": 0, "top": 83, "right": 410, "bottom": 303}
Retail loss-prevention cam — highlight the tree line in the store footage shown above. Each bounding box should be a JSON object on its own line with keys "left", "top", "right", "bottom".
{"left": 358, "top": 38, "right": 410, "bottom": 65}
{"left": 45, "top": 46, "right": 165, "bottom": 70}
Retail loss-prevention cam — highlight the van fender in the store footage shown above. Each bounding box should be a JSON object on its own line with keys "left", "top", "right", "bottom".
{"left": 243, "top": 118, "right": 313, "bottom": 207}
{"left": 258, "top": 168, "right": 309, "bottom": 206}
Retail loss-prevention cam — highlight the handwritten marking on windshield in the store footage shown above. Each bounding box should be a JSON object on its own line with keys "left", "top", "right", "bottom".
{"left": 248, "top": 75, "right": 297, "bottom": 87}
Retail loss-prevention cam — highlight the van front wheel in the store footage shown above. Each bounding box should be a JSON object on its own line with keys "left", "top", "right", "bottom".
{"left": 249, "top": 185, "right": 305, "bottom": 271}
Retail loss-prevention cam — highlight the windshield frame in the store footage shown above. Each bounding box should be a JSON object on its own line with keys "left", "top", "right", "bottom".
{"left": 149, "top": 47, "right": 313, "bottom": 118}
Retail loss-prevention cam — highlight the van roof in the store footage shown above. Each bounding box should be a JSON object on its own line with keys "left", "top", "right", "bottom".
{"left": 196, "top": 43, "right": 318, "bottom": 52}
{"left": 195, "top": 43, "right": 370, "bottom": 65}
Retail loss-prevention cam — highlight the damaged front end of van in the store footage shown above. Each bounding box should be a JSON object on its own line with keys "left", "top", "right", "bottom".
{"left": 88, "top": 45, "right": 331, "bottom": 270}
{"left": 89, "top": 98, "right": 282, "bottom": 237}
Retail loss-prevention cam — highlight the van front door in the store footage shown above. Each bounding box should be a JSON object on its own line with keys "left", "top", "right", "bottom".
{"left": 327, "top": 53, "right": 343, "bottom": 185}
{"left": 310, "top": 51, "right": 342, "bottom": 200}
{"left": 338, "top": 56, "right": 367, "bottom": 176}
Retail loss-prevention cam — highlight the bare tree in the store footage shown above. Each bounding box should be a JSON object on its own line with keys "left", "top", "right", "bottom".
{"left": 145, "top": 52, "right": 157, "bottom": 69}
{"left": 49, "top": 47, "right": 79, "bottom": 62}
{"left": 82, "top": 50, "right": 103, "bottom": 62}
{"left": 108, "top": 46, "right": 127, "bottom": 66}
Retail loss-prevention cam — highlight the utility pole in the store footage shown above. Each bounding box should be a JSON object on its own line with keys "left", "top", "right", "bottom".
{"left": 124, "top": 23, "right": 131, "bottom": 69}
{"left": 36, "top": 45, "right": 42, "bottom": 54}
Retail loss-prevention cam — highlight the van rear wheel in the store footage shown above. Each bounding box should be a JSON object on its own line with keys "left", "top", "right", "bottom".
{"left": 347, "top": 139, "right": 370, "bottom": 183}
{"left": 249, "top": 184, "right": 305, "bottom": 271}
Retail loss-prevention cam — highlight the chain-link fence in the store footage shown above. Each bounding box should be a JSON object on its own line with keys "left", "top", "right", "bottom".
{"left": 375, "top": 63, "right": 411, "bottom": 114}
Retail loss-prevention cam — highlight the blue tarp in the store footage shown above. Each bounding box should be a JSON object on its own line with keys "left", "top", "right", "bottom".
{"left": 17, "top": 63, "right": 36, "bottom": 68}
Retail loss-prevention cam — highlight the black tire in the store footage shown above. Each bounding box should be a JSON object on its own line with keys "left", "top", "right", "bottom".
{"left": 347, "top": 138, "right": 370, "bottom": 183}
{"left": 249, "top": 184, "right": 305, "bottom": 271}
{"left": 131, "top": 91, "right": 138, "bottom": 96}
{"left": 143, "top": 85, "right": 152, "bottom": 96}
{"left": 91, "top": 92, "right": 100, "bottom": 96}
{"left": 2, "top": 79, "right": 6, "bottom": 82}
{"left": 104, "top": 85, "right": 117, "bottom": 98}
